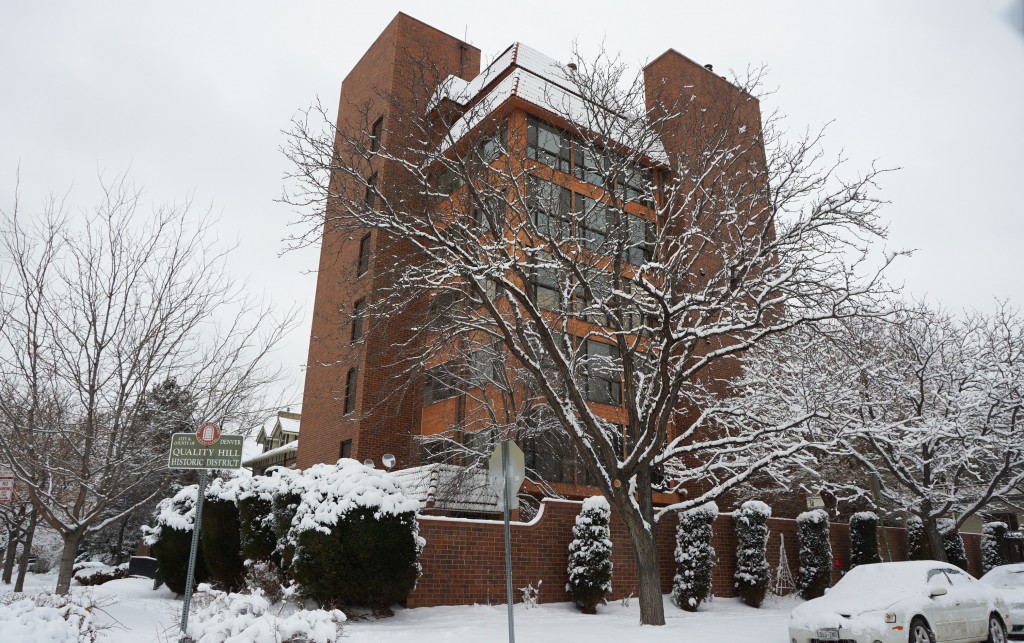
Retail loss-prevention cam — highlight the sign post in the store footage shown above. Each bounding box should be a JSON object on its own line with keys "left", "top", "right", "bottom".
{"left": 488, "top": 440, "right": 525, "bottom": 643}
{"left": 171, "top": 422, "right": 241, "bottom": 642}
{"left": 0, "top": 467, "right": 13, "bottom": 503}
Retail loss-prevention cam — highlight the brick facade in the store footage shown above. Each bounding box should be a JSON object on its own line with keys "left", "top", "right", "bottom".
{"left": 407, "top": 499, "right": 985, "bottom": 608}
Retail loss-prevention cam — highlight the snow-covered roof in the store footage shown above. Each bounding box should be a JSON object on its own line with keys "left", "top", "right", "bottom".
{"left": 433, "top": 42, "right": 667, "bottom": 163}
{"left": 242, "top": 441, "right": 298, "bottom": 467}
{"left": 389, "top": 463, "right": 501, "bottom": 514}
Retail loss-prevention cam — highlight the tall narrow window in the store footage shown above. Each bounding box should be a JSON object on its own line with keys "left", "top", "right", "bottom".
{"left": 364, "top": 173, "right": 378, "bottom": 208}
{"left": 357, "top": 233, "right": 371, "bottom": 276}
{"left": 339, "top": 439, "right": 353, "bottom": 459}
{"left": 370, "top": 117, "right": 383, "bottom": 154}
{"left": 351, "top": 298, "right": 366, "bottom": 342}
{"left": 344, "top": 368, "right": 358, "bottom": 414}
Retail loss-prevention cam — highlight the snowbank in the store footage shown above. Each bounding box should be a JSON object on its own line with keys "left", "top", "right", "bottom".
{"left": 0, "top": 591, "right": 97, "bottom": 643}
{"left": 185, "top": 584, "right": 346, "bottom": 643}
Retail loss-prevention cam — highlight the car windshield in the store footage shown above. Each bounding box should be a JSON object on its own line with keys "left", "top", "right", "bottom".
{"left": 981, "top": 564, "right": 1024, "bottom": 589}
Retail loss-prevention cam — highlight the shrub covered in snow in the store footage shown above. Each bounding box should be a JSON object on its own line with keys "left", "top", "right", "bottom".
{"left": 288, "top": 460, "right": 423, "bottom": 610}
{"left": 185, "top": 584, "right": 346, "bottom": 643}
{"left": 939, "top": 518, "right": 969, "bottom": 571}
{"left": 982, "top": 521, "right": 1008, "bottom": 574}
{"left": 201, "top": 475, "right": 247, "bottom": 591}
{"left": 143, "top": 484, "right": 209, "bottom": 594}
{"left": 270, "top": 467, "right": 306, "bottom": 570}
{"left": 73, "top": 561, "right": 129, "bottom": 586}
{"left": 906, "top": 516, "right": 929, "bottom": 560}
{"left": 566, "top": 496, "right": 613, "bottom": 614}
{"left": 238, "top": 470, "right": 291, "bottom": 565}
{"left": 796, "top": 509, "right": 831, "bottom": 600}
{"left": 733, "top": 500, "right": 771, "bottom": 608}
{"left": 0, "top": 590, "right": 99, "bottom": 642}
{"left": 849, "top": 511, "right": 882, "bottom": 568}
{"left": 671, "top": 502, "right": 717, "bottom": 612}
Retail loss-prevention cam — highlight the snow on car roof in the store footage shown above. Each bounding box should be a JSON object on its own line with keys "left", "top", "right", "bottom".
{"left": 981, "top": 563, "right": 1024, "bottom": 588}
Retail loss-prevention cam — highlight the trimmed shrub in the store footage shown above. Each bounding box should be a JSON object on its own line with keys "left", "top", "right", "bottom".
{"left": 289, "top": 460, "right": 423, "bottom": 610}
{"left": 200, "top": 476, "right": 246, "bottom": 591}
{"left": 237, "top": 474, "right": 280, "bottom": 565}
{"left": 734, "top": 500, "right": 771, "bottom": 608}
{"left": 906, "top": 516, "right": 930, "bottom": 561}
{"left": 671, "top": 502, "right": 717, "bottom": 612}
{"left": 143, "top": 485, "right": 209, "bottom": 595}
{"left": 270, "top": 467, "right": 306, "bottom": 570}
{"left": 796, "top": 509, "right": 832, "bottom": 600}
{"left": 982, "top": 521, "right": 1008, "bottom": 574}
{"left": 939, "top": 519, "right": 969, "bottom": 571}
{"left": 566, "top": 496, "right": 613, "bottom": 614}
{"left": 849, "top": 511, "right": 883, "bottom": 568}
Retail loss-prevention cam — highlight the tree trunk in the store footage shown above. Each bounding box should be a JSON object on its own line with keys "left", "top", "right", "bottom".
{"left": 2, "top": 505, "right": 26, "bottom": 584}
{"left": 14, "top": 510, "right": 37, "bottom": 592}
{"left": 614, "top": 472, "right": 665, "bottom": 626}
{"left": 54, "top": 530, "right": 83, "bottom": 595}
{"left": 113, "top": 513, "right": 130, "bottom": 565}
{"left": 923, "top": 517, "right": 947, "bottom": 563}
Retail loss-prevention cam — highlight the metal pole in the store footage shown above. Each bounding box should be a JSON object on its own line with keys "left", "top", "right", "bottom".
{"left": 179, "top": 469, "right": 208, "bottom": 641}
{"left": 502, "top": 440, "right": 515, "bottom": 643}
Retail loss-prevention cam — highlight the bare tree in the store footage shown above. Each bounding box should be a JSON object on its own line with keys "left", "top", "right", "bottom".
{"left": 282, "top": 47, "right": 895, "bottom": 624}
{"left": 0, "top": 175, "right": 295, "bottom": 594}
{"left": 772, "top": 304, "right": 1024, "bottom": 561}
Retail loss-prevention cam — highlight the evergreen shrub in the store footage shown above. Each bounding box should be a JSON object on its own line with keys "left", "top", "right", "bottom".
{"left": 671, "top": 502, "right": 717, "bottom": 612}
{"left": 566, "top": 496, "right": 613, "bottom": 614}
{"left": 734, "top": 500, "right": 771, "bottom": 608}
{"left": 796, "top": 509, "right": 831, "bottom": 600}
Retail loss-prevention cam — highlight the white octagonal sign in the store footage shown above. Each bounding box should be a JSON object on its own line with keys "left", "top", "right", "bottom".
{"left": 488, "top": 440, "right": 525, "bottom": 511}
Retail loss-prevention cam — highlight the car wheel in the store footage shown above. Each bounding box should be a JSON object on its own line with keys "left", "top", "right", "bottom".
{"left": 909, "top": 617, "right": 935, "bottom": 643}
{"left": 988, "top": 614, "right": 1008, "bottom": 643}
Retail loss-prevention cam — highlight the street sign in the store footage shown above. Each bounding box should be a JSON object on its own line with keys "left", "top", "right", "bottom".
{"left": 168, "top": 433, "right": 243, "bottom": 470}
{"left": 196, "top": 421, "right": 221, "bottom": 446}
{"left": 488, "top": 440, "right": 525, "bottom": 511}
{"left": 0, "top": 469, "right": 13, "bottom": 503}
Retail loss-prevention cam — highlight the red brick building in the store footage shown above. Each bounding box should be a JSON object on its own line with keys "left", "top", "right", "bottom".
{"left": 296, "top": 13, "right": 767, "bottom": 509}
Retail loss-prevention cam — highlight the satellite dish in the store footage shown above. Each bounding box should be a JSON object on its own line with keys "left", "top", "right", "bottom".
{"left": 382, "top": 454, "right": 396, "bottom": 469}
{"left": 363, "top": 459, "right": 375, "bottom": 468}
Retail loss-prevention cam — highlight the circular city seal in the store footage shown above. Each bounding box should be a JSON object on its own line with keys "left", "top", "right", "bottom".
{"left": 196, "top": 421, "right": 221, "bottom": 446}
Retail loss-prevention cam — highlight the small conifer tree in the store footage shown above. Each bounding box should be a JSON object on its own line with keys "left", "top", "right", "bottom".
{"left": 671, "top": 502, "right": 717, "bottom": 612}
{"left": 566, "top": 496, "right": 613, "bottom": 614}
{"left": 982, "top": 521, "right": 1008, "bottom": 574}
{"left": 906, "top": 516, "right": 929, "bottom": 560}
{"left": 796, "top": 509, "right": 831, "bottom": 600}
{"left": 939, "top": 518, "right": 969, "bottom": 571}
{"left": 734, "top": 501, "right": 771, "bottom": 608}
{"left": 201, "top": 476, "right": 246, "bottom": 591}
{"left": 849, "top": 512, "right": 882, "bottom": 568}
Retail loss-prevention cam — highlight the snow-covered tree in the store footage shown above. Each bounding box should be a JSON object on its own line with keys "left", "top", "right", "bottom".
{"left": 734, "top": 501, "right": 771, "bottom": 607}
{"left": 796, "top": 509, "right": 831, "bottom": 600}
{"left": 939, "top": 518, "right": 969, "bottom": 571}
{"left": 566, "top": 496, "right": 613, "bottom": 614}
{"left": 0, "top": 175, "right": 295, "bottom": 593}
{"left": 982, "top": 521, "right": 1008, "bottom": 574}
{"left": 849, "top": 511, "right": 882, "bottom": 568}
{"left": 671, "top": 502, "right": 717, "bottom": 612}
{"left": 281, "top": 47, "right": 894, "bottom": 624}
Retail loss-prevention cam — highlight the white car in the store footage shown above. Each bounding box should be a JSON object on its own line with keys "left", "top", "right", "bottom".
{"left": 980, "top": 564, "right": 1024, "bottom": 639}
{"left": 789, "top": 560, "right": 1011, "bottom": 643}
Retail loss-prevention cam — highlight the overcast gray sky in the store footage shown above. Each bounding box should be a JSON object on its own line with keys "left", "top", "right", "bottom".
{"left": 2, "top": 1, "right": 1022, "bottom": 407}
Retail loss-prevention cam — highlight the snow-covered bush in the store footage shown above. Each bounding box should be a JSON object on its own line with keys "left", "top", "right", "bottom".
{"left": 982, "top": 521, "right": 1008, "bottom": 574}
{"left": 185, "top": 584, "right": 346, "bottom": 643}
{"left": 939, "top": 519, "right": 969, "bottom": 571}
{"left": 566, "top": 496, "right": 613, "bottom": 614}
{"left": 288, "top": 460, "right": 422, "bottom": 610}
{"left": 906, "top": 516, "right": 928, "bottom": 560}
{"left": 849, "top": 512, "right": 882, "bottom": 568}
{"left": 0, "top": 590, "right": 99, "bottom": 642}
{"left": 270, "top": 467, "right": 306, "bottom": 570}
{"left": 201, "top": 475, "right": 247, "bottom": 591}
{"left": 733, "top": 500, "right": 771, "bottom": 608}
{"left": 143, "top": 484, "right": 208, "bottom": 594}
{"left": 671, "top": 502, "right": 717, "bottom": 612}
{"left": 238, "top": 470, "right": 290, "bottom": 565}
{"left": 796, "top": 509, "right": 831, "bottom": 600}
{"left": 73, "top": 561, "right": 128, "bottom": 586}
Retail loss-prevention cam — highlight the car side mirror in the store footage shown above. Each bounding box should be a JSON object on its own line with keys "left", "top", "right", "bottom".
{"left": 928, "top": 586, "right": 948, "bottom": 597}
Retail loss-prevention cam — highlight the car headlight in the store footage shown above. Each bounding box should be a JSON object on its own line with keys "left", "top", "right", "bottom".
{"left": 884, "top": 612, "right": 897, "bottom": 623}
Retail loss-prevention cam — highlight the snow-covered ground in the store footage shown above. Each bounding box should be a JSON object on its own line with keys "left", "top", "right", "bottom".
{"left": 2, "top": 572, "right": 798, "bottom": 642}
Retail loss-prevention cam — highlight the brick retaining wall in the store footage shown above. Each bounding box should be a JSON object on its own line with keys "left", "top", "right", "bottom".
{"left": 406, "top": 499, "right": 985, "bottom": 608}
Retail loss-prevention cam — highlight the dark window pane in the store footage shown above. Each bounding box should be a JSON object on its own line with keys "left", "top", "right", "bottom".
{"left": 423, "top": 365, "right": 456, "bottom": 405}
{"left": 357, "top": 233, "right": 371, "bottom": 276}
{"left": 370, "top": 117, "right": 383, "bottom": 153}
{"left": 351, "top": 298, "right": 366, "bottom": 342}
{"left": 339, "top": 439, "right": 353, "bottom": 459}
{"left": 527, "top": 116, "right": 571, "bottom": 173}
{"left": 364, "top": 173, "right": 378, "bottom": 207}
{"left": 344, "top": 368, "right": 358, "bottom": 414}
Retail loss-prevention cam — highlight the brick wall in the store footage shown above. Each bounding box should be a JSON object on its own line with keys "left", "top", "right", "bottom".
{"left": 407, "top": 499, "right": 985, "bottom": 608}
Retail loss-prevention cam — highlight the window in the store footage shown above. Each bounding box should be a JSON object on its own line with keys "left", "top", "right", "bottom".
{"left": 623, "top": 167, "right": 654, "bottom": 208}
{"left": 364, "top": 173, "right": 378, "bottom": 208}
{"left": 422, "top": 365, "right": 456, "bottom": 405}
{"left": 464, "top": 427, "right": 495, "bottom": 466}
{"left": 473, "top": 195, "right": 503, "bottom": 232}
{"left": 357, "top": 233, "right": 371, "bottom": 276}
{"left": 574, "top": 145, "right": 605, "bottom": 187}
{"left": 478, "top": 124, "right": 507, "bottom": 164}
{"left": 339, "top": 439, "right": 353, "bottom": 459}
{"left": 527, "top": 176, "right": 570, "bottom": 239}
{"left": 527, "top": 116, "right": 572, "bottom": 173}
{"left": 625, "top": 215, "right": 654, "bottom": 265}
{"left": 436, "top": 168, "right": 464, "bottom": 197}
{"left": 351, "top": 298, "right": 366, "bottom": 342}
{"left": 344, "top": 368, "right": 358, "bottom": 414}
{"left": 579, "top": 196, "right": 608, "bottom": 252}
{"left": 427, "top": 291, "right": 461, "bottom": 326}
{"left": 370, "top": 117, "right": 383, "bottom": 154}
{"left": 528, "top": 251, "right": 560, "bottom": 312}
{"left": 468, "top": 342, "right": 501, "bottom": 388}
{"left": 522, "top": 429, "right": 566, "bottom": 483}
{"left": 582, "top": 339, "right": 622, "bottom": 405}
{"left": 578, "top": 272, "right": 612, "bottom": 326}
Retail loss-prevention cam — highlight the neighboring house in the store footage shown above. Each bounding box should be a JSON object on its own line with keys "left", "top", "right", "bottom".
{"left": 243, "top": 410, "right": 300, "bottom": 475}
